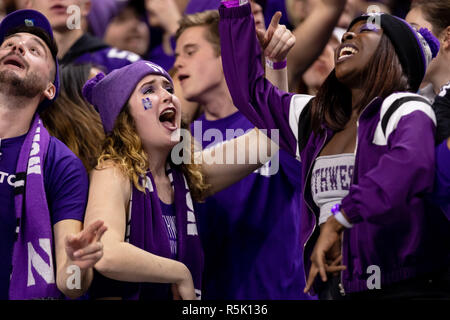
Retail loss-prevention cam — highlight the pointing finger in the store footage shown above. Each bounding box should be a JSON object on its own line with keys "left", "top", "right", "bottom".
{"left": 269, "top": 11, "right": 282, "bottom": 31}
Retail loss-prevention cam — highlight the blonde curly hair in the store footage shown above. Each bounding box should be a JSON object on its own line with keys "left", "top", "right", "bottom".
{"left": 97, "top": 105, "right": 210, "bottom": 202}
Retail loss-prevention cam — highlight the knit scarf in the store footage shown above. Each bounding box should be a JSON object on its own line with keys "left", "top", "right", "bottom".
{"left": 123, "top": 164, "right": 204, "bottom": 300}
{"left": 9, "top": 114, "right": 61, "bottom": 300}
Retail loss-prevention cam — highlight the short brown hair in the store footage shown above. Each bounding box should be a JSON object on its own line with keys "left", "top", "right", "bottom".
{"left": 411, "top": 0, "right": 450, "bottom": 36}
{"left": 175, "top": 10, "right": 221, "bottom": 56}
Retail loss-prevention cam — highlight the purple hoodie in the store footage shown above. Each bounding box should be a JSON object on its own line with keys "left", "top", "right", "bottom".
{"left": 218, "top": 3, "right": 450, "bottom": 294}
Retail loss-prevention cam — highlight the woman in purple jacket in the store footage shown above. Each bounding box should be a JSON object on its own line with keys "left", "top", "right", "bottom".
{"left": 219, "top": 1, "right": 450, "bottom": 299}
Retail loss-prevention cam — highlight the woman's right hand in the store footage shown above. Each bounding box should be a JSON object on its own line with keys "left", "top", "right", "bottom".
{"left": 256, "top": 12, "right": 296, "bottom": 63}
{"left": 172, "top": 266, "right": 196, "bottom": 300}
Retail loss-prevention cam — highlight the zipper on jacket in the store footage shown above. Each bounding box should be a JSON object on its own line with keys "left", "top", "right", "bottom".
{"left": 339, "top": 98, "right": 378, "bottom": 295}
{"left": 302, "top": 130, "right": 328, "bottom": 289}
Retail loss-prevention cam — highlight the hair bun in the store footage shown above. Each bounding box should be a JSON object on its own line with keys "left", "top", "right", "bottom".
{"left": 418, "top": 27, "right": 440, "bottom": 58}
{"left": 82, "top": 72, "right": 106, "bottom": 107}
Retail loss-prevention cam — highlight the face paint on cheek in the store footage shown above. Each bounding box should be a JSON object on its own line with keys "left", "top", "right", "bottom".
{"left": 142, "top": 97, "right": 152, "bottom": 110}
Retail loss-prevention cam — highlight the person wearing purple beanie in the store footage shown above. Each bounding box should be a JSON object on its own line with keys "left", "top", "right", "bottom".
{"left": 0, "top": 9, "right": 106, "bottom": 300}
{"left": 219, "top": 1, "right": 450, "bottom": 299}
{"left": 81, "top": 60, "right": 278, "bottom": 300}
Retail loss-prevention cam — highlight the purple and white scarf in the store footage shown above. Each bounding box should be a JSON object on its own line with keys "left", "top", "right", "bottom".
{"left": 123, "top": 164, "right": 204, "bottom": 300}
{"left": 10, "top": 114, "right": 61, "bottom": 300}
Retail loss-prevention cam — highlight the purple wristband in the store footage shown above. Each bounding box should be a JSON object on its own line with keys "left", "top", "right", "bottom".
{"left": 266, "top": 59, "right": 287, "bottom": 70}
{"left": 331, "top": 203, "right": 341, "bottom": 215}
{"left": 331, "top": 203, "right": 353, "bottom": 228}
{"left": 221, "top": 0, "right": 247, "bottom": 8}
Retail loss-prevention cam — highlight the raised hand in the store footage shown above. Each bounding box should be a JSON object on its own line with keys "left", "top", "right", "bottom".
{"left": 256, "top": 12, "right": 296, "bottom": 63}
{"left": 145, "top": 0, "right": 182, "bottom": 35}
{"left": 65, "top": 220, "right": 107, "bottom": 270}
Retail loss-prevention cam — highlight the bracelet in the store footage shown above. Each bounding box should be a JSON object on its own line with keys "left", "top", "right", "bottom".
{"left": 331, "top": 204, "right": 353, "bottom": 229}
{"left": 266, "top": 59, "right": 287, "bottom": 70}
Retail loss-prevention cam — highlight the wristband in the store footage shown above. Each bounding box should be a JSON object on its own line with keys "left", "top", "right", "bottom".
{"left": 221, "top": 0, "right": 248, "bottom": 8}
{"left": 266, "top": 59, "right": 287, "bottom": 70}
{"left": 331, "top": 204, "right": 353, "bottom": 229}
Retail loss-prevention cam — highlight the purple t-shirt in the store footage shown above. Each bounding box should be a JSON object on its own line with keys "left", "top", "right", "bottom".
{"left": 0, "top": 134, "right": 88, "bottom": 299}
{"left": 191, "top": 111, "right": 314, "bottom": 299}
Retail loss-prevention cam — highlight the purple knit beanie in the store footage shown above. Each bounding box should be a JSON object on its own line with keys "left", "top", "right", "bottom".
{"left": 348, "top": 13, "right": 440, "bottom": 92}
{"left": 82, "top": 60, "right": 173, "bottom": 134}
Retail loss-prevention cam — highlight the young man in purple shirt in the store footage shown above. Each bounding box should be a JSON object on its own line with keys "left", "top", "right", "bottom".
{"left": 25, "top": 0, "right": 140, "bottom": 72}
{"left": 0, "top": 9, "right": 105, "bottom": 299}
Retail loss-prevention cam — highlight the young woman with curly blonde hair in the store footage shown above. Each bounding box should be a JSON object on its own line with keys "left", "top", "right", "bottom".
{"left": 81, "top": 60, "right": 276, "bottom": 300}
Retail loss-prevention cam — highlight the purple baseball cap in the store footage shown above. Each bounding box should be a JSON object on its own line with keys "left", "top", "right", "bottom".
{"left": 82, "top": 60, "right": 173, "bottom": 134}
{"left": 0, "top": 9, "right": 60, "bottom": 110}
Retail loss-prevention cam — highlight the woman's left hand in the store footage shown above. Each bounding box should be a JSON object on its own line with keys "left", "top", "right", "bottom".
{"left": 304, "top": 217, "right": 347, "bottom": 294}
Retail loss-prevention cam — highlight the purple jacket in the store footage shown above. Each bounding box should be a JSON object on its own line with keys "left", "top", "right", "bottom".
{"left": 219, "top": 3, "right": 450, "bottom": 293}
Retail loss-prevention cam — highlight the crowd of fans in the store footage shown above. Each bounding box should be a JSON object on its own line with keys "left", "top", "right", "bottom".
{"left": 0, "top": 0, "right": 448, "bottom": 300}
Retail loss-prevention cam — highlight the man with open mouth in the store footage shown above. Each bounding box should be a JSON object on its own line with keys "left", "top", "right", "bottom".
{"left": 0, "top": 9, "right": 106, "bottom": 300}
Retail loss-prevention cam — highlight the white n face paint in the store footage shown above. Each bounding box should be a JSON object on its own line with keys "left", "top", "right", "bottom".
{"left": 142, "top": 97, "right": 152, "bottom": 110}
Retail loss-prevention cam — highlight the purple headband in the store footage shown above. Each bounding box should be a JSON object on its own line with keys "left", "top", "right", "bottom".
{"left": 83, "top": 60, "right": 173, "bottom": 134}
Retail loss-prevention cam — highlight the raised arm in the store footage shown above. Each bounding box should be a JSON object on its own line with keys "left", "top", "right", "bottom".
{"left": 84, "top": 165, "right": 195, "bottom": 300}
{"left": 219, "top": 2, "right": 299, "bottom": 156}
{"left": 258, "top": 12, "right": 295, "bottom": 92}
{"left": 287, "top": 0, "right": 347, "bottom": 88}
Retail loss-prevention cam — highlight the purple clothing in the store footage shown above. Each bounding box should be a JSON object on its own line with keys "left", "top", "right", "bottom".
{"left": 191, "top": 112, "right": 313, "bottom": 300}
{"left": 93, "top": 166, "right": 203, "bottom": 300}
{"left": 185, "top": 0, "right": 221, "bottom": 14}
{"left": 60, "top": 34, "right": 140, "bottom": 74}
{"left": 219, "top": 3, "right": 450, "bottom": 294}
{"left": 434, "top": 141, "right": 450, "bottom": 220}
{"left": 146, "top": 36, "right": 177, "bottom": 72}
{"left": 0, "top": 124, "right": 88, "bottom": 299}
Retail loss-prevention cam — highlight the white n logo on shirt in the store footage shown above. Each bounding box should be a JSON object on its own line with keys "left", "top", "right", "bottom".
{"left": 27, "top": 239, "right": 55, "bottom": 286}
